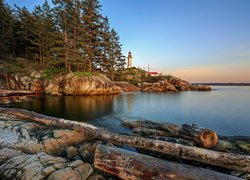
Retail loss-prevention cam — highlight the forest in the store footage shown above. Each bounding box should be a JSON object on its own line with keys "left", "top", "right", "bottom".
{"left": 0, "top": 0, "right": 126, "bottom": 80}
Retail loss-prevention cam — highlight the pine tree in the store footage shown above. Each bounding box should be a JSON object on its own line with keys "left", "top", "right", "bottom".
{"left": 31, "top": 1, "right": 57, "bottom": 69}
{"left": 99, "top": 16, "right": 111, "bottom": 72}
{"left": 1, "top": 0, "right": 126, "bottom": 76}
{"left": 109, "top": 29, "right": 126, "bottom": 77}
{"left": 0, "top": 0, "right": 15, "bottom": 56}
{"left": 52, "top": 0, "right": 74, "bottom": 72}
{"left": 13, "top": 6, "right": 35, "bottom": 59}
{"left": 82, "top": 0, "right": 103, "bottom": 72}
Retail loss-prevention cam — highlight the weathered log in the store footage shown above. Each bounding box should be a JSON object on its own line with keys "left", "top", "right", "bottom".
{"left": 94, "top": 145, "right": 240, "bottom": 180}
{"left": 0, "top": 107, "right": 250, "bottom": 173}
{"left": 0, "top": 90, "right": 41, "bottom": 97}
{"left": 122, "top": 119, "right": 250, "bottom": 153}
{"left": 123, "top": 119, "right": 218, "bottom": 148}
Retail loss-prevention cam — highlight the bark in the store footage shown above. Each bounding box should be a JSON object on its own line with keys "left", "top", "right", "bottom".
{"left": 122, "top": 119, "right": 250, "bottom": 153}
{"left": 123, "top": 120, "right": 218, "bottom": 148}
{"left": 63, "top": 11, "right": 70, "bottom": 73}
{"left": 94, "top": 145, "right": 240, "bottom": 180}
{"left": 0, "top": 108, "right": 249, "bottom": 173}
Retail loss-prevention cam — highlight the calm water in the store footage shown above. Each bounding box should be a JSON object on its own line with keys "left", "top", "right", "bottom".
{"left": 10, "top": 86, "right": 250, "bottom": 136}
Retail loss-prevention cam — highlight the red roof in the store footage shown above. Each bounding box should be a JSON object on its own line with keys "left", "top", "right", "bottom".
{"left": 148, "top": 72, "right": 158, "bottom": 75}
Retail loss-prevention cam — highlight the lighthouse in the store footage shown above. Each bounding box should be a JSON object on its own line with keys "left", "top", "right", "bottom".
{"left": 127, "top": 51, "right": 132, "bottom": 68}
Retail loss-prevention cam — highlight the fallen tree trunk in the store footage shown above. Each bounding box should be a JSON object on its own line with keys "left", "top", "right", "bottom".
{"left": 0, "top": 90, "right": 41, "bottom": 97}
{"left": 122, "top": 119, "right": 250, "bottom": 153}
{"left": 123, "top": 119, "right": 219, "bottom": 148}
{"left": 94, "top": 145, "right": 240, "bottom": 180}
{"left": 0, "top": 107, "right": 250, "bottom": 173}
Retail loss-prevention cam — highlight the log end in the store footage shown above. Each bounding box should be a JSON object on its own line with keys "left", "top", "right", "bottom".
{"left": 199, "top": 129, "right": 218, "bottom": 148}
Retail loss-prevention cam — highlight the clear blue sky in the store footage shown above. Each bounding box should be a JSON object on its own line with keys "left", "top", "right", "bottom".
{"left": 6, "top": 0, "right": 250, "bottom": 82}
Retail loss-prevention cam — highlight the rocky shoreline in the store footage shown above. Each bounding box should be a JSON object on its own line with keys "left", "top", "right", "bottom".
{"left": 0, "top": 113, "right": 113, "bottom": 179}
{"left": 0, "top": 71, "right": 211, "bottom": 104}
{"left": 0, "top": 108, "right": 249, "bottom": 179}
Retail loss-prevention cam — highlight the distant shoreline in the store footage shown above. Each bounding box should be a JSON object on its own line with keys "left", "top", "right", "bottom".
{"left": 192, "top": 83, "right": 250, "bottom": 86}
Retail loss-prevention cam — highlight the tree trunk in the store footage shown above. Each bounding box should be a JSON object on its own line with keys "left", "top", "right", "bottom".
{"left": 64, "top": 12, "right": 70, "bottom": 73}
{"left": 0, "top": 108, "right": 249, "bottom": 173}
{"left": 122, "top": 119, "right": 250, "bottom": 153}
{"left": 94, "top": 145, "right": 240, "bottom": 180}
{"left": 0, "top": 90, "right": 41, "bottom": 97}
{"left": 123, "top": 119, "right": 219, "bottom": 148}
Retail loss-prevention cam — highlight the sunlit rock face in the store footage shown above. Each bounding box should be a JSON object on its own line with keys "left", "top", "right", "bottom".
{"left": 44, "top": 74, "right": 122, "bottom": 96}
{"left": 190, "top": 85, "right": 212, "bottom": 91}
{"left": 0, "top": 72, "right": 123, "bottom": 95}
{"left": 43, "top": 74, "right": 64, "bottom": 96}
{"left": 0, "top": 72, "right": 212, "bottom": 95}
{"left": 0, "top": 72, "right": 44, "bottom": 92}
{"left": 140, "top": 81, "right": 178, "bottom": 92}
{"left": 61, "top": 74, "right": 122, "bottom": 95}
{"left": 114, "top": 81, "right": 140, "bottom": 92}
{"left": 166, "top": 76, "right": 191, "bottom": 91}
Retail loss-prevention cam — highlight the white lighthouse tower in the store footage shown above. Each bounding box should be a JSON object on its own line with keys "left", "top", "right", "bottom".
{"left": 127, "top": 51, "right": 132, "bottom": 68}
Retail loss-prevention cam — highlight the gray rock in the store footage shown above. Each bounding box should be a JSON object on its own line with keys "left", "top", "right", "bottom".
{"left": 68, "top": 160, "right": 84, "bottom": 168}
{"left": 80, "top": 149, "right": 91, "bottom": 161}
{"left": 66, "top": 146, "right": 78, "bottom": 159}
{"left": 48, "top": 167, "right": 77, "bottom": 180}
{"left": 86, "top": 172, "right": 105, "bottom": 180}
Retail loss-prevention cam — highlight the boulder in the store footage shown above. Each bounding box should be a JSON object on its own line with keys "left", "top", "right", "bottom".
{"left": 60, "top": 74, "right": 122, "bottom": 95}
{"left": 0, "top": 152, "right": 67, "bottom": 179}
{"left": 30, "top": 71, "right": 44, "bottom": 79}
{"left": 0, "top": 115, "right": 90, "bottom": 156}
{"left": 0, "top": 150, "right": 93, "bottom": 180}
{"left": 190, "top": 85, "right": 212, "bottom": 91}
{"left": 44, "top": 74, "right": 64, "bottom": 95}
{"left": 48, "top": 162, "right": 93, "bottom": 180}
{"left": 66, "top": 146, "right": 78, "bottom": 159}
{"left": 141, "top": 81, "right": 177, "bottom": 92}
{"left": 166, "top": 76, "right": 191, "bottom": 91}
{"left": 114, "top": 81, "right": 140, "bottom": 92}
{"left": 30, "top": 80, "right": 44, "bottom": 92}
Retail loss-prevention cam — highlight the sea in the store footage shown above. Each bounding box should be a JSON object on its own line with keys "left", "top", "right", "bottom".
{"left": 10, "top": 86, "right": 250, "bottom": 136}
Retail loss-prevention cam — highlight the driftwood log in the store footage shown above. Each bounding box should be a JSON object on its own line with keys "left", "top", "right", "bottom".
{"left": 0, "top": 107, "right": 250, "bottom": 173}
{"left": 0, "top": 90, "right": 41, "bottom": 97}
{"left": 94, "top": 145, "right": 240, "bottom": 180}
{"left": 122, "top": 119, "right": 250, "bottom": 153}
{"left": 122, "top": 119, "right": 218, "bottom": 148}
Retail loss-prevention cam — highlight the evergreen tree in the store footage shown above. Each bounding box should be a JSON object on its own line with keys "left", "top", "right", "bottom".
{"left": 13, "top": 6, "right": 35, "bottom": 58}
{"left": 110, "top": 29, "right": 126, "bottom": 70}
{"left": 0, "top": 0, "right": 126, "bottom": 77}
{"left": 99, "top": 16, "right": 111, "bottom": 72}
{"left": 0, "top": 0, "right": 15, "bottom": 56}
{"left": 52, "top": 0, "right": 74, "bottom": 72}
{"left": 81, "top": 0, "right": 103, "bottom": 71}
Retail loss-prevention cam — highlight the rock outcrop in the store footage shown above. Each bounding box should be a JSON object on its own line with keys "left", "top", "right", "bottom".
{"left": 0, "top": 110, "right": 248, "bottom": 179}
{"left": 0, "top": 150, "right": 93, "bottom": 180}
{"left": 59, "top": 74, "right": 122, "bottom": 95}
{"left": 0, "top": 114, "right": 89, "bottom": 155}
{"left": 190, "top": 85, "right": 212, "bottom": 91}
{"left": 114, "top": 81, "right": 140, "bottom": 92}
{"left": 44, "top": 74, "right": 122, "bottom": 95}
{"left": 0, "top": 71, "right": 212, "bottom": 95}
{"left": 166, "top": 76, "right": 191, "bottom": 91}
{"left": 0, "top": 113, "right": 113, "bottom": 179}
{"left": 139, "top": 76, "right": 212, "bottom": 92}
{"left": 0, "top": 72, "right": 123, "bottom": 96}
{"left": 140, "top": 81, "right": 177, "bottom": 92}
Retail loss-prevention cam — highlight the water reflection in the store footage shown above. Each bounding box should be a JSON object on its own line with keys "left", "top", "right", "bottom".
{"left": 14, "top": 95, "right": 117, "bottom": 121}
{"left": 10, "top": 86, "right": 250, "bottom": 136}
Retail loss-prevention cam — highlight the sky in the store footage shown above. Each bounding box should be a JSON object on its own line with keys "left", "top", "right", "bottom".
{"left": 6, "top": 0, "right": 250, "bottom": 82}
